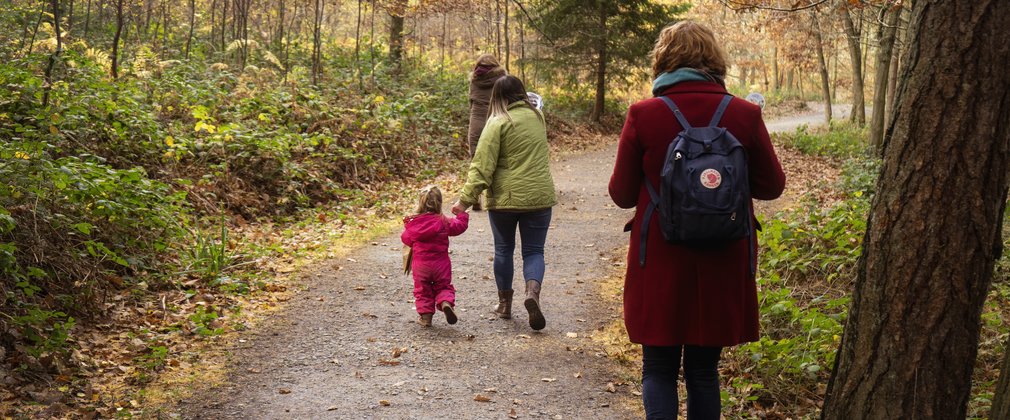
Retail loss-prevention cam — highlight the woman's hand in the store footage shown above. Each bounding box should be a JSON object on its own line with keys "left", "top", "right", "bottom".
{"left": 451, "top": 201, "right": 468, "bottom": 215}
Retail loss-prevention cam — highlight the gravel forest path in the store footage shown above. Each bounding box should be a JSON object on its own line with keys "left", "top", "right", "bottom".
{"left": 177, "top": 106, "right": 840, "bottom": 419}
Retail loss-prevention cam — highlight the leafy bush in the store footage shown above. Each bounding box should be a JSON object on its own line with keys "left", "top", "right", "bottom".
{"left": 777, "top": 121, "right": 870, "bottom": 159}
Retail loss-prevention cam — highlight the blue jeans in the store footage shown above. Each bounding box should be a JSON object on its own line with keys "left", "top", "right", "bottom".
{"left": 487, "top": 208, "right": 552, "bottom": 291}
{"left": 642, "top": 345, "right": 722, "bottom": 419}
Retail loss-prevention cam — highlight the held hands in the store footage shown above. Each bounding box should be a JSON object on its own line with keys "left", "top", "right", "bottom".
{"left": 451, "top": 200, "right": 469, "bottom": 215}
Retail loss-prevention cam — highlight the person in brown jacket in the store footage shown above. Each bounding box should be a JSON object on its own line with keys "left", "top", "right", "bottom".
{"left": 467, "top": 54, "right": 506, "bottom": 211}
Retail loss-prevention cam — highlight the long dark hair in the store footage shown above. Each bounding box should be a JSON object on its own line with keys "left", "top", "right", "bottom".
{"left": 488, "top": 75, "right": 542, "bottom": 123}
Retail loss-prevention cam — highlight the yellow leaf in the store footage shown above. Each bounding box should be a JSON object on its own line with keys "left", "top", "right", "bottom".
{"left": 373, "top": 95, "right": 385, "bottom": 104}
{"left": 452, "top": 133, "right": 459, "bottom": 139}
{"left": 49, "top": 125, "right": 59, "bottom": 135}
{"left": 14, "top": 151, "right": 30, "bottom": 160}
{"left": 165, "top": 136, "right": 175, "bottom": 147}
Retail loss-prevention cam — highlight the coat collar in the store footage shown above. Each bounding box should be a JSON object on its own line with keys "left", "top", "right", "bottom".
{"left": 655, "top": 81, "right": 729, "bottom": 97}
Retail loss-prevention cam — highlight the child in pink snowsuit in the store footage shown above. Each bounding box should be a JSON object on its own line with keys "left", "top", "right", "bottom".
{"left": 401, "top": 186, "right": 469, "bottom": 327}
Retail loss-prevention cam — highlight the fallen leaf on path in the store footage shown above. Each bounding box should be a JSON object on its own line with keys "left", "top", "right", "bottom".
{"left": 327, "top": 406, "right": 338, "bottom": 411}
{"left": 606, "top": 382, "right": 616, "bottom": 393}
{"left": 632, "top": 391, "right": 643, "bottom": 396}
{"left": 516, "top": 334, "right": 531, "bottom": 339}
{"left": 379, "top": 274, "right": 388, "bottom": 279}
{"left": 392, "top": 347, "right": 407, "bottom": 358}
{"left": 509, "top": 407, "right": 518, "bottom": 418}
{"left": 379, "top": 400, "right": 390, "bottom": 406}
{"left": 362, "top": 312, "right": 378, "bottom": 318}
{"left": 474, "top": 394, "right": 492, "bottom": 402}
{"left": 278, "top": 388, "right": 291, "bottom": 394}
{"left": 354, "top": 286, "right": 366, "bottom": 291}
{"left": 483, "top": 387, "right": 498, "bottom": 393}
{"left": 576, "top": 318, "right": 586, "bottom": 322}
{"left": 378, "top": 358, "right": 401, "bottom": 366}
{"left": 566, "top": 332, "right": 578, "bottom": 338}
{"left": 585, "top": 243, "right": 595, "bottom": 247}
{"left": 541, "top": 377, "right": 556, "bottom": 382}
{"left": 574, "top": 372, "right": 582, "bottom": 378}
{"left": 347, "top": 258, "right": 358, "bottom": 263}
{"left": 247, "top": 368, "right": 261, "bottom": 374}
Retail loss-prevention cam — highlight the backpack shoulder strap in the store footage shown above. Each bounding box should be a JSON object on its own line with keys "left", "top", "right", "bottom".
{"left": 638, "top": 180, "right": 661, "bottom": 267}
{"left": 659, "top": 96, "right": 692, "bottom": 130}
{"left": 708, "top": 95, "right": 733, "bottom": 127}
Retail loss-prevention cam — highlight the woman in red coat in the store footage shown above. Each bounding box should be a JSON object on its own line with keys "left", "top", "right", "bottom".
{"left": 609, "top": 21, "right": 785, "bottom": 418}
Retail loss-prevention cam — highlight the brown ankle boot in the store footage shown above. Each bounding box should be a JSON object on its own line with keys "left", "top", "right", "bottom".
{"left": 495, "top": 290, "right": 514, "bottom": 319}
{"left": 440, "top": 302, "right": 458, "bottom": 325}
{"left": 524, "top": 280, "right": 545, "bottom": 330}
{"left": 417, "top": 313, "right": 433, "bottom": 327}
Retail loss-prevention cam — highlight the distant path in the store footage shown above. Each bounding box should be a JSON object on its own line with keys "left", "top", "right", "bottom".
{"left": 176, "top": 107, "right": 842, "bottom": 419}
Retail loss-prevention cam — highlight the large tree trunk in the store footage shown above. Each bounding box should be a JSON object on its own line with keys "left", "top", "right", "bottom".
{"left": 838, "top": 0, "right": 865, "bottom": 125}
{"left": 868, "top": 3, "right": 901, "bottom": 153}
{"left": 811, "top": 11, "right": 832, "bottom": 126}
{"left": 388, "top": 0, "right": 405, "bottom": 70}
{"left": 589, "top": 1, "right": 608, "bottom": 123}
{"left": 821, "top": 2, "right": 1010, "bottom": 418}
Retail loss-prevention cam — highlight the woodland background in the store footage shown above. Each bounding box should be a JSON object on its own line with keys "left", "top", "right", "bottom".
{"left": 2, "top": 0, "right": 1009, "bottom": 418}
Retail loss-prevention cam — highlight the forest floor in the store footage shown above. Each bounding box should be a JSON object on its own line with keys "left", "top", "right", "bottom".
{"left": 167, "top": 106, "right": 843, "bottom": 419}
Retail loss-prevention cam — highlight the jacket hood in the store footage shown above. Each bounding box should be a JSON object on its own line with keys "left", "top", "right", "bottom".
{"left": 404, "top": 213, "right": 445, "bottom": 241}
{"left": 471, "top": 66, "right": 507, "bottom": 88}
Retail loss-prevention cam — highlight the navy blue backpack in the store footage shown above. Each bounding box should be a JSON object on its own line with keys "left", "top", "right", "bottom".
{"left": 638, "top": 94, "right": 753, "bottom": 266}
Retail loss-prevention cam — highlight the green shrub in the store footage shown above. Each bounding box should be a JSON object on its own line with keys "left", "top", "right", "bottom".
{"left": 778, "top": 121, "right": 870, "bottom": 159}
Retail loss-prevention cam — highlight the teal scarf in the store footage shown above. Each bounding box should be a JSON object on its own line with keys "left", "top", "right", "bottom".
{"left": 651, "top": 68, "right": 715, "bottom": 97}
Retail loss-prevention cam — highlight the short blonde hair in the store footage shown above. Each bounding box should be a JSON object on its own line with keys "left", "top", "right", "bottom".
{"left": 650, "top": 21, "right": 728, "bottom": 79}
{"left": 415, "top": 185, "right": 442, "bottom": 215}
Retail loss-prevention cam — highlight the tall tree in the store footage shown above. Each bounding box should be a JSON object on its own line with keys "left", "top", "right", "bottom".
{"left": 810, "top": 9, "right": 832, "bottom": 126}
{"left": 868, "top": 2, "right": 902, "bottom": 152}
{"left": 537, "top": 0, "right": 686, "bottom": 123}
{"left": 185, "top": 0, "right": 196, "bottom": 59}
{"left": 837, "top": 0, "right": 865, "bottom": 125}
{"left": 42, "top": 0, "right": 63, "bottom": 107}
{"left": 388, "top": 0, "right": 406, "bottom": 70}
{"left": 311, "top": 0, "right": 323, "bottom": 84}
{"left": 821, "top": 1, "right": 1010, "bottom": 418}
{"left": 111, "top": 0, "right": 124, "bottom": 79}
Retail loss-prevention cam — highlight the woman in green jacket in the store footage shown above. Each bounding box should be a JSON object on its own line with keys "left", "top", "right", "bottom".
{"left": 452, "top": 75, "right": 557, "bottom": 331}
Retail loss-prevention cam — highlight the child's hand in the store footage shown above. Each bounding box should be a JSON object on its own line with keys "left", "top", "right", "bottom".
{"left": 451, "top": 201, "right": 468, "bottom": 215}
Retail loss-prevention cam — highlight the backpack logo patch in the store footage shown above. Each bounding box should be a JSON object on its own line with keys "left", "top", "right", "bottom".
{"left": 700, "top": 169, "right": 722, "bottom": 189}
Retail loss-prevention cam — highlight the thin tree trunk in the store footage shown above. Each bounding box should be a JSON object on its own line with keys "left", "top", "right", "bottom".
{"left": 312, "top": 0, "right": 323, "bottom": 84}
{"left": 111, "top": 0, "right": 124, "bottom": 79}
{"left": 185, "top": 0, "right": 196, "bottom": 59}
{"left": 869, "top": 2, "right": 901, "bottom": 152}
{"left": 354, "top": 0, "right": 362, "bottom": 88}
{"left": 503, "top": 0, "right": 510, "bottom": 73}
{"left": 772, "top": 46, "right": 779, "bottom": 91}
{"left": 42, "top": 0, "right": 62, "bottom": 108}
{"left": 84, "top": 0, "right": 92, "bottom": 37}
{"left": 68, "top": 0, "right": 75, "bottom": 34}
{"left": 519, "top": 7, "right": 525, "bottom": 82}
{"left": 811, "top": 11, "right": 833, "bottom": 126}
{"left": 838, "top": 0, "right": 866, "bottom": 125}
{"left": 20, "top": 8, "right": 44, "bottom": 58}
{"left": 822, "top": 1, "right": 1010, "bottom": 417}
{"left": 590, "top": 2, "right": 607, "bottom": 123}
{"left": 439, "top": 13, "right": 446, "bottom": 74}
{"left": 494, "top": 0, "right": 501, "bottom": 58}
{"left": 388, "top": 0, "right": 406, "bottom": 70}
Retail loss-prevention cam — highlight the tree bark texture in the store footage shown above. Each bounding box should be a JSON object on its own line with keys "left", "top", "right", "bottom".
{"left": 838, "top": 0, "right": 866, "bottom": 125}
{"left": 821, "top": 2, "right": 1010, "bottom": 418}
{"left": 869, "top": 3, "right": 901, "bottom": 153}
{"left": 993, "top": 342, "right": 1010, "bottom": 418}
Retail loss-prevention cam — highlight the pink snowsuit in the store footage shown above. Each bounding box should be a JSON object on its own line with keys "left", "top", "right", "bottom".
{"left": 401, "top": 212, "right": 469, "bottom": 315}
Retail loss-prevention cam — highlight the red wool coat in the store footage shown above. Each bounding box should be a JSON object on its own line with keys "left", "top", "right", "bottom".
{"left": 609, "top": 81, "right": 785, "bottom": 347}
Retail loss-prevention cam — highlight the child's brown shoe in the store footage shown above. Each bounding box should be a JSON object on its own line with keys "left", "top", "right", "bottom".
{"left": 417, "top": 313, "right": 433, "bottom": 327}
{"left": 440, "top": 302, "right": 458, "bottom": 325}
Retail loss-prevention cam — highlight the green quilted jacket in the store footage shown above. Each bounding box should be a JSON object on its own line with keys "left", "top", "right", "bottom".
{"left": 460, "top": 101, "right": 557, "bottom": 211}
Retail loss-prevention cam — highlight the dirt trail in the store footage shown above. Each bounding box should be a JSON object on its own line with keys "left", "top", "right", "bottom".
{"left": 177, "top": 108, "right": 837, "bottom": 419}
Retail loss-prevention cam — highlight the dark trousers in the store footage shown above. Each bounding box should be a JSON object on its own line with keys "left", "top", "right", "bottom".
{"left": 642, "top": 345, "right": 722, "bottom": 419}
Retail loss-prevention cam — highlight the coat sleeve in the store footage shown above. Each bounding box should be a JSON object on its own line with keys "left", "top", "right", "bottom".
{"left": 401, "top": 220, "right": 416, "bottom": 246}
{"left": 747, "top": 111, "right": 786, "bottom": 200}
{"left": 460, "top": 118, "right": 503, "bottom": 206}
{"left": 447, "top": 212, "right": 469, "bottom": 236}
{"left": 609, "top": 107, "right": 644, "bottom": 209}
